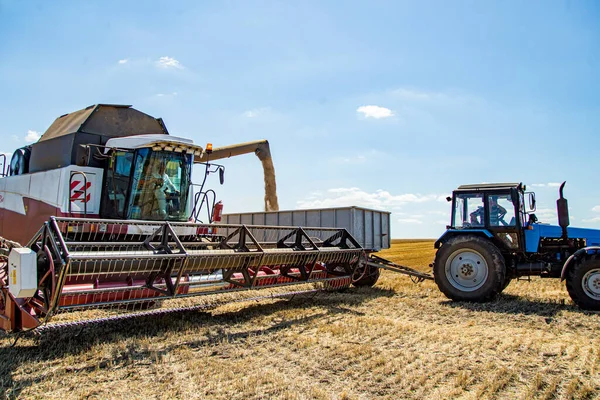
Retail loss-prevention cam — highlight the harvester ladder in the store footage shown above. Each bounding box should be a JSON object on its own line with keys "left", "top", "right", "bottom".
{"left": 69, "top": 171, "right": 89, "bottom": 216}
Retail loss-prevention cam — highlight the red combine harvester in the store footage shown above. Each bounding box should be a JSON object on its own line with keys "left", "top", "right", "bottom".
{"left": 0, "top": 104, "right": 391, "bottom": 333}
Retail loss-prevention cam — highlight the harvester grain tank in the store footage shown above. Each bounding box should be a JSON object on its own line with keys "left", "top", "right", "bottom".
{"left": 0, "top": 104, "right": 375, "bottom": 333}
{"left": 433, "top": 182, "right": 600, "bottom": 310}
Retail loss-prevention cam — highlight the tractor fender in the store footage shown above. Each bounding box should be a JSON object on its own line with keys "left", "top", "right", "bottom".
{"left": 560, "top": 246, "right": 600, "bottom": 281}
{"left": 435, "top": 229, "right": 493, "bottom": 249}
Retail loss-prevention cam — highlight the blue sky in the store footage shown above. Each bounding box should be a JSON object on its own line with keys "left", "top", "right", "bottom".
{"left": 1, "top": 0, "right": 599, "bottom": 238}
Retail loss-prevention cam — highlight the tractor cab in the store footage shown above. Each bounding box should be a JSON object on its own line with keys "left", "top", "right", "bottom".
{"left": 444, "top": 183, "right": 535, "bottom": 252}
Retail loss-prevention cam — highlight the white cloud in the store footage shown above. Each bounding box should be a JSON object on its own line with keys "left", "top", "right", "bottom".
{"left": 156, "top": 56, "right": 183, "bottom": 69}
{"left": 297, "top": 187, "right": 438, "bottom": 210}
{"left": 356, "top": 105, "right": 394, "bottom": 119}
{"left": 427, "top": 210, "right": 447, "bottom": 216}
{"left": 398, "top": 218, "right": 423, "bottom": 224}
{"left": 592, "top": 206, "right": 600, "bottom": 213}
{"left": 156, "top": 92, "right": 178, "bottom": 97}
{"left": 582, "top": 217, "right": 600, "bottom": 223}
{"left": 24, "top": 130, "right": 40, "bottom": 143}
{"left": 118, "top": 59, "right": 128, "bottom": 64}
{"left": 531, "top": 182, "right": 561, "bottom": 188}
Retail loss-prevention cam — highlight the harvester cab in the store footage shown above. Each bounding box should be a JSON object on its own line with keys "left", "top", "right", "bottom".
{"left": 433, "top": 182, "right": 600, "bottom": 310}
{"left": 101, "top": 135, "right": 197, "bottom": 222}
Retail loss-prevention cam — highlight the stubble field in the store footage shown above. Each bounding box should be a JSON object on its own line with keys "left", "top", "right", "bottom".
{"left": 0, "top": 239, "right": 599, "bottom": 399}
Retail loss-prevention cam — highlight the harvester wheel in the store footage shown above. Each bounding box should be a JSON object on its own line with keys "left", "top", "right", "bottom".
{"left": 566, "top": 255, "right": 600, "bottom": 311}
{"left": 352, "top": 254, "right": 380, "bottom": 287}
{"left": 433, "top": 235, "right": 505, "bottom": 302}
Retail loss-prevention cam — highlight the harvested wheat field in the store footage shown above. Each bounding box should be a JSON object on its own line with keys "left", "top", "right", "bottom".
{"left": 1, "top": 239, "right": 599, "bottom": 399}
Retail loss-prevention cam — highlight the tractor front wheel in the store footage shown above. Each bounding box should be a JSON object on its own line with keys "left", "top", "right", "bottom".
{"left": 566, "top": 255, "right": 600, "bottom": 311}
{"left": 433, "top": 235, "right": 505, "bottom": 302}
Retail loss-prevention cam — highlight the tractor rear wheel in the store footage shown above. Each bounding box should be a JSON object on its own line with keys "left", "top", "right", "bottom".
{"left": 566, "top": 255, "right": 600, "bottom": 311}
{"left": 433, "top": 235, "right": 505, "bottom": 302}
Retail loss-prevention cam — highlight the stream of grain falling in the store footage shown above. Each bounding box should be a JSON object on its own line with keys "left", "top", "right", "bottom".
{"left": 260, "top": 156, "right": 279, "bottom": 211}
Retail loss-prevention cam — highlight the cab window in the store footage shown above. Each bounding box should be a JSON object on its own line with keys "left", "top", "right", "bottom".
{"left": 101, "top": 151, "right": 133, "bottom": 218}
{"left": 453, "top": 194, "right": 484, "bottom": 228}
{"left": 487, "top": 195, "right": 516, "bottom": 227}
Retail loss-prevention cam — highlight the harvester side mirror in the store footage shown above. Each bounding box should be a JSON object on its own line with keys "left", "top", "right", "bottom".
{"left": 219, "top": 166, "right": 225, "bottom": 185}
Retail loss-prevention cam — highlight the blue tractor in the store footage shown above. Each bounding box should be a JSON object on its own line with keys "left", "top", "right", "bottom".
{"left": 433, "top": 182, "right": 600, "bottom": 310}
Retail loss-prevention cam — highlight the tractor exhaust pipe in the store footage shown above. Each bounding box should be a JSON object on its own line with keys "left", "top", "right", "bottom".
{"left": 557, "top": 181, "right": 570, "bottom": 240}
{"left": 196, "top": 140, "right": 279, "bottom": 212}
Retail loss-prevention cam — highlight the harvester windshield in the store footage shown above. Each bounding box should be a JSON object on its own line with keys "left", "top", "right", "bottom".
{"left": 102, "top": 148, "right": 192, "bottom": 221}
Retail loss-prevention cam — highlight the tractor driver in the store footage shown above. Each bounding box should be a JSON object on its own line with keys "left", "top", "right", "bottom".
{"left": 469, "top": 196, "right": 507, "bottom": 226}
{"left": 151, "top": 161, "right": 179, "bottom": 218}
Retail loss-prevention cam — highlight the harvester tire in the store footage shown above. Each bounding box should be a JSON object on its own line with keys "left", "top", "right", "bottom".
{"left": 352, "top": 264, "right": 380, "bottom": 287}
{"left": 350, "top": 253, "right": 380, "bottom": 287}
{"left": 433, "top": 235, "right": 505, "bottom": 302}
{"left": 566, "top": 255, "right": 600, "bottom": 311}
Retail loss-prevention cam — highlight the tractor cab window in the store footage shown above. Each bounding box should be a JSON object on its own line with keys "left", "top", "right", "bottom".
{"left": 128, "top": 149, "right": 192, "bottom": 221}
{"left": 488, "top": 195, "right": 516, "bottom": 227}
{"left": 453, "top": 193, "right": 484, "bottom": 228}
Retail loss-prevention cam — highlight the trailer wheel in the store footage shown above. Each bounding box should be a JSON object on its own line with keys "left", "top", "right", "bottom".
{"left": 433, "top": 235, "right": 505, "bottom": 302}
{"left": 566, "top": 255, "right": 600, "bottom": 311}
{"left": 352, "top": 254, "right": 380, "bottom": 287}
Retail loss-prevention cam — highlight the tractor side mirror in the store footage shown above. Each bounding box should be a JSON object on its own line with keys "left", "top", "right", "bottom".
{"left": 219, "top": 166, "right": 225, "bottom": 185}
{"left": 527, "top": 192, "right": 536, "bottom": 211}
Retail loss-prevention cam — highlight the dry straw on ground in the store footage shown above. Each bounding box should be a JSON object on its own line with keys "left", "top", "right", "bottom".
{"left": 1, "top": 240, "right": 599, "bottom": 399}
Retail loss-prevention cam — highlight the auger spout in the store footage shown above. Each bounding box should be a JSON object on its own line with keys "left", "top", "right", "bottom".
{"left": 196, "top": 139, "right": 279, "bottom": 211}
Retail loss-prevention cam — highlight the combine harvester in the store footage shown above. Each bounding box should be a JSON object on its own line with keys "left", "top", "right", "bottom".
{"left": 0, "top": 104, "right": 426, "bottom": 334}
